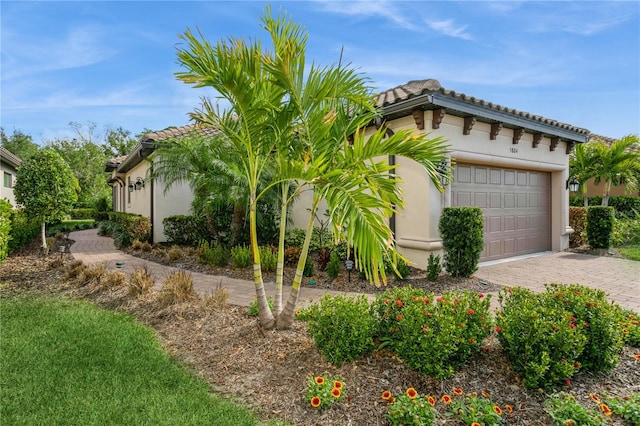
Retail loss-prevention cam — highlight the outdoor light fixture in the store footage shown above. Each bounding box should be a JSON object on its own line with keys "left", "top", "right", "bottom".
{"left": 115, "top": 261, "right": 125, "bottom": 270}
{"left": 128, "top": 182, "right": 134, "bottom": 192}
{"left": 134, "top": 177, "right": 145, "bottom": 191}
{"left": 345, "top": 259, "right": 354, "bottom": 282}
{"left": 436, "top": 161, "right": 449, "bottom": 187}
{"left": 59, "top": 245, "right": 65, "bottom": 259}
{"left": 566, "top": 177, "right": 579, "bottom": 192}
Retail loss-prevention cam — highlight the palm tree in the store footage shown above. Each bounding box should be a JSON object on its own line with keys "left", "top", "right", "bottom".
{"left": 175, "top": 7, "right": 449, "bottom": 330}
{"left": 590, "top": 135, "right": 640, "bottom": 206}
{"left": 569, "top": 142, "right": 598, "bottom": 206}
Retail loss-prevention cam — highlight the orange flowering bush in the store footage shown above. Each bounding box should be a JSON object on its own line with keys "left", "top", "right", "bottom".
{"left": 619, "top": 308, "right": 640, "bottom": 347}
{"left": 450, "top": 389, "right": 504, "bottom": 426}
{"left": 304, "top": 373, "right": 346, "bottom": 410}
{"left": 384, "top": 388, "right": 436, "bottom": 426}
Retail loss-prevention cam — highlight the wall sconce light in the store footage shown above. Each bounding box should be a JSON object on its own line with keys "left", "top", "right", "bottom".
{"left": 128, "top": 182, "right": 134, "bottom": 192}
{"left": 134, "top": 177, "right": 145, "bottom": 191}
{"left": 566, "top": 177, "right": 579, "bottom": 192}
{"left": 436, "top": 161, "right": 450, "bottom": 187}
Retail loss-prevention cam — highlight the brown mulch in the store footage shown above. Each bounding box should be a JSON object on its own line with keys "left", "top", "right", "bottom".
{"left": 1, "top": 238, "right": 639, "bottom": 426}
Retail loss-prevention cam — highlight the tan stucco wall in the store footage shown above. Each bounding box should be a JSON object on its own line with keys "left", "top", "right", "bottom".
{"left": 290, "top": 109, "right": 575, "bottom": 270}
{"left": 153, "top": 178, "right": 194, "bottom": 243}
{"left": 584, "top": 179, "right": 639, "bottom": 198}
{"left": 1, "top": 163, "right": 18, "bottom": 207}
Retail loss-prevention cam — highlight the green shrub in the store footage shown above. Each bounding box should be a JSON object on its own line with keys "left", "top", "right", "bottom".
{"left": 545, "top": 392, "right": 603, "bottom": 426}
{"left": 0, "top": 200, "right": 12, "bottom": 264}
{"left": 107, "top": 212, "right": 151, "bottom": 248}
{"left": 326, "top": 251, "right": 341, "bottom": 280}
{"left": 569, "top": 207, "right": 587, "bottom": 248}
{"left": 303, "top": 256, "right": 314, "bottom": 277}
{"left": 604, "top": 392, "right": 640, "bottom": 425}
{"left": 284, "top": 226, "right": 333, "bottom": 253}
{"left": 586, "top": 206, "right": 614, "bottom": 249}
{"left": 375, "top": 287, "right": 492, "bottom": 378}
{"left": 163, "top": 215, "right": 209, "bottom": 246}
{"left": 68, "top": 208, "right": 96, "bottom": 220}
{"left": 259, "top": 246, "right": 276, "bottom": 272}
{"left": 7, "top": 210, "right": 39, "bottom": 253}
{"left": 451, "top": 393, "right": 503, "bottom": 426}
{"left": 543, "top": 283, "right": 623, "bottom": 372}
{"left": 384, "top": 255, "right": 411, "bottom": 280}
{"left": 496, "top": 287, "right": 587, "bottom": 389}
{"left": 231, "top": 245, "right": 251, "bottom": 268}
{"left": 210, "top": 244, "right": 229, "bottom": 267}
{"left": 247, "top": 297, "right": 273, "bottom": 317}
{"left": 284, "top": 246, "right": 301, "bottom": 266}
{"left": 306, "top": 294, "right": 378, "bottom": 366}
{"left": 612, "top": 216, "right": 640, "bottom": 247}
{"left": 426, "top": 254, "right": 442, "bottom": 282}
{"left": 619, "top": 308, "right": 640, "bottom": 347}
{"left": 439, "top": 207, "right": 484, "bottom": 277}
{"left": 570, "top": 195, "right": 640, "bottom": 218}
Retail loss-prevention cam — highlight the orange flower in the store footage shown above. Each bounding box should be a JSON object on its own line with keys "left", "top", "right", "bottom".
{"left": 331, "top": 387, "right": 341, "bottom": 398}
{"left": 406, "top": 388, "right": 418, "bottom": 399}
{"left": 482, "top": 390, "right": 491, "bottom": 398}
{"left": 633, "top": 354, "right": 640, "bottom": 361}
{"left": 565, "top": 420, "right": 573, "bottom": 426}
{"left": 333, "top": 381, "right": 343, "bottom": 389}
{"left": 505, "top": 404, "right": 513, "bottom": 414}
{"left": 453, "top": 387, "right": 463, "bottom": 396}
{"left": 600, "top": 403, "right": 612, "bottom": 416}
{"left": 381, "top": 390, "right": 392, "bottom": 400}
{"left": 427, "top": 396, "right": 436, "bottom": 406}
{"left": 314, "top": 376, "right": 325, "bottom": 385}
{"left": 472, "top": 423, "right": 481, "bottom": 426}
{"left": 467, "top": 308, "right": 475, "bottom": 315}
{"left": 493, "top": 405, "right": 503, "bottom": 415}
{"left": 589, "top": 393, "right": 601, "bottom": 403}
{"left": 310, "top": 396, "right": 321, "bottom": 408}
{"left": 441, "top": 394, "right": 452, "bottom": 404}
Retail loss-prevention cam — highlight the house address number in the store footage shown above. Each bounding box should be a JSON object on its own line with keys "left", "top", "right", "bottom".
{"left": 510, "top": 147, "right": 518, "bottom": 154}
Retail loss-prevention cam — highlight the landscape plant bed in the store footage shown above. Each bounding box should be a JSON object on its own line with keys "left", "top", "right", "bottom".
{"left": 1, "top": 240, "right": 638, "bottom": 425}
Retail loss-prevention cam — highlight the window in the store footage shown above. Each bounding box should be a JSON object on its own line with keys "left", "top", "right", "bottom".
{"left": 3, "top": 172, "right": 12, "bottom": 188}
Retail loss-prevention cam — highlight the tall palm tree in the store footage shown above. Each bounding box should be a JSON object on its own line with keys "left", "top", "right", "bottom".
{"left": 569, "top": 142, "right": 598, "bottom": 207}
{"left": 591, "top": 135, "right": 640, "bottom": 206}
{"left": 175, "top": 7, "right": 449, "bottom": 329}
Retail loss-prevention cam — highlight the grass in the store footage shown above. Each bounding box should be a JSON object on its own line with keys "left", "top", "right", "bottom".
{"left": 619, "top": 245, "right": 640, "bottom": 261}
{"left": 0, "top": 296, "right": 275, "bottom": 425}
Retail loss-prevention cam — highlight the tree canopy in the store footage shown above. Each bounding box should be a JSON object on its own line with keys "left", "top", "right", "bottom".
{"left": 1, "top": 128, "right": 39, "bottom": 160}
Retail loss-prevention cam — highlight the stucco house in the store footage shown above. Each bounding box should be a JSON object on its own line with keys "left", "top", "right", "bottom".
{"left": 105, "top": 125, "right": 218, "bottom": 243}
{"left": 110, "top": 78, "right": 590, "bottom": 267}
{"left": 1, "top": 147, "right": 22, "bottom": 207}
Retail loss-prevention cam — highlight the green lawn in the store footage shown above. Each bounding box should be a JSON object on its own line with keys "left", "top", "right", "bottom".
{"left": 0, "top": 296, "right": 274, "bottom": 425}
{"left": 619, "top": 245, "right": 640, "bottom": 261}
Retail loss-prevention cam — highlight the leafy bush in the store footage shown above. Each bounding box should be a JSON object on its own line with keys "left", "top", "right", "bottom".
{"left": 545, "top": 392, "right": 603, "bottom": 426}
{"left": 451, "top": 393, "right": 504, "bottom": 426}
{"left": 0, "top": 200, "right": 11, "bottom": 264}
{"left": 158, "top": 270, "right": 198, "bottom": 306}
{"left": 303, "top": 256, "right": 314, "bottom": 277}
{"left": 375, "top": 287, "right": 492, "bottom": 378}
{"left": 426, "top": 253, "right": 442, "bottom": 282}
{"left": 247, "top": 297, "right": 273, "bottom": 317}
{"left": 231, "top": 245, "right": 251, "bottom": 268}
{"left": 543, "top": 283, "right": 623, "bottom": 372}
{"left": 619, "top": 308, "right": 640, "bottom": 347}
{"left": 326, "top": 251, "right": 341, "bottom": 280}
{"left": 439, "top": 207, "right": 484, "bottom": 277}
{"left": 306, "top": 294, "right": 378, "bottom": 366}
{"left": 612, "top": 216, "right": 640, "bottom": 247}
{"left": 68, "top": 208, "right": 96, "bottom": 220}
{"left": 259, "top": 246, "right": 276, "bottom": 272}
{"left": 283, "top": 246, "right": 301, "bottom": 266}
{"left": 284, "top": 226, "right": 333, "bottom": 253}
{"left": 163, "top": 215, "right": 209, "bottom": 246}
{"left": 7, "top": 210, "right": 39, "bottom": 253}
{"left": 586, "top": 206, "right": 614, "bottom": 249}
{"left": 385, "top": 388, "right": 436, "bottom": 426}
{"left": 496, "top": 287, "right": 587, "bottom": 389}
{"left": 569, "top": 207, "right": 587, "bottom": 248}
{"left": 384, "top": 255, "right": 411, "bottom": 280}
{"left": 108, "top": 212, "right": 151, "bottom": 248}
{"left": 604, "top": 392, "right": 640, "bottom": 425}
{"left": 570, "top": 195, "right": 640, "bottom": 218}
{"left": 317, "top": 248, "right": 331, "bottom": 271}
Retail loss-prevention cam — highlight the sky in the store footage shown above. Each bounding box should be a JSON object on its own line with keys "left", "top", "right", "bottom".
{"left": 1, "top": 1, "right": 639, "bottom": 145}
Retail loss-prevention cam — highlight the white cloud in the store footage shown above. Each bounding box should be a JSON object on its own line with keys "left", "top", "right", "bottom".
{"left": 426, "top": 19, "right": 473, "bottom": 40}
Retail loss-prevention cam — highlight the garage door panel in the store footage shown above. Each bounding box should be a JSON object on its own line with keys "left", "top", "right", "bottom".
{"left": 452, "top": 163, "right": 550, "bottom": 261}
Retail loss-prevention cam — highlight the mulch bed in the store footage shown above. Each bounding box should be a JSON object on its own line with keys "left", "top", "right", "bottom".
{"left": 1, "top": 237, "right": 638, "bottom": 425}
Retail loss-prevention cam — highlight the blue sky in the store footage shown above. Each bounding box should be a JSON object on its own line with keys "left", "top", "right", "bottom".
{"left": 1, "top": 1, "right": 639, "bottom": 145}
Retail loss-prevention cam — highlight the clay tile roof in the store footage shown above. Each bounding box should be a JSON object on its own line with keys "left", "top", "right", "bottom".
{"left": 588, "top": 133, "right": 616, "bottom": 145}
{"left": 374, "top": 79, "right": 589, "bottom": 136}
{"left": 142, "top": 123, "right": 219, "bottom": 142}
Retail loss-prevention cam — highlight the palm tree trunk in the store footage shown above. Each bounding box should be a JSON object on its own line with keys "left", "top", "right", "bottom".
{"left": 603, "top": 181, "right": 611, "bottom": 206}
{"left": 581, "top": 185, "right": 589, "bottom": 207}
{"left": 249, "top": 193, "right": 275, "bottom": 329}
{"left": 277, "top": 198, "right": 318, "bottom": 329}
{"left": 273, "top": 183, "right": 288, "bottom": 317}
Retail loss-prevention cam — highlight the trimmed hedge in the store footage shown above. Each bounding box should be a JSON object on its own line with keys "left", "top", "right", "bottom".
{"left": 570, "top": 195, "right": 640, "bottom": 218}
{"left": 586, "top": 206, "right": 614, "bottom": 249}
{"left": 163, "top": 215, "right": 208, "bottom": 246}
{"left": 439, "top": 207, "right": 484, "bottom": 277}
{"left": 569, "top": 207, "right": 587, "bottom": 248}
{"left": 68, "top": 208, "right": 97, "bottom": 220}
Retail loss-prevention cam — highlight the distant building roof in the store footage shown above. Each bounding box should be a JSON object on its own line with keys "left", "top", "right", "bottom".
{"left": 0, "top": 147, "right": 22, "bottom": 168}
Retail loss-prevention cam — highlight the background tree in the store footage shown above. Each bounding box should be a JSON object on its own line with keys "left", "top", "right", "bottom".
{"left": 14, "top": 149, "right": 78, "bottom": 252}
{"left": 590, "top": 135, "right": 640, "bottom": 206}
{"left": 1, "top": 128, "right": 39, "bottom": 160}
{"left": 569, "top": 142, "right": 597, "bottom": 206}
{"left": 103, "top": 125, "right": 140, "bottom": 158}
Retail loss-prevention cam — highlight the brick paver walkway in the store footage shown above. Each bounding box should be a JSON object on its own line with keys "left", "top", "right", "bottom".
{"left": 69, "top": 229, "right": 640, "bottom": 312}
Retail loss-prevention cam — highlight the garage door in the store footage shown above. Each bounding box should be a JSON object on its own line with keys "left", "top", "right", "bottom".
{"left": 451, "top": 163, "right": 550, "bottom": 261}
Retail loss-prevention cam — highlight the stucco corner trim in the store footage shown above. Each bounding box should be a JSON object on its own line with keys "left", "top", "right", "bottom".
{"left": 397, "top": 238, "right": 443, "bottom": 251}
{"left": 563, "top": 226, "right": 575, "bottom": 236}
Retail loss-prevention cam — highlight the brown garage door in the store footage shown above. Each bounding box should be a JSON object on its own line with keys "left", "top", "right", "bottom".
{"left": 451, "top": 163, "right": 550, "bottom": 261}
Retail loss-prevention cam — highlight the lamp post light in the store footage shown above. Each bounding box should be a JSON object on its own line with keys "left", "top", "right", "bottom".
{"left": 345, "top": 259, "right": 354, "bottom": 282}
{"left": 115, "top": 261, "right": 125, "bottom": 271}
{"left": 59, "top": 245, "right": 65, "bottom": 259}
